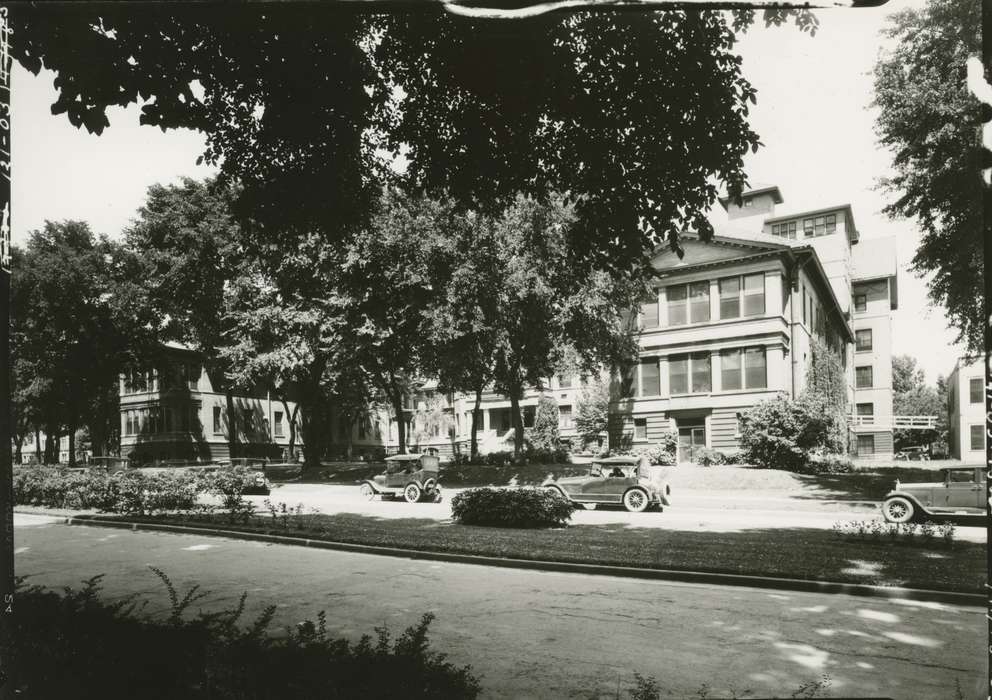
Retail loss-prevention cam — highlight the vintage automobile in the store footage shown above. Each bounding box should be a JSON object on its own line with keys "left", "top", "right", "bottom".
{"left": 893, "top": 446, "right": 930, "bottom": 461}
{"left": 359, "top": 453, "right": 443, "bottom": 503}
{"left": 881, "top": 466, "right": 987, "bottom": 523}
{"left": 541, "top": 456, "right": 672, "bottom": 513}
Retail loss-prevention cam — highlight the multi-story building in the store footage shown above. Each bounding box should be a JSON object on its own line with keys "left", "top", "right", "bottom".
{"left": 120, "top": 342, "right": 303, "bottom": 463}
{"left": 946, "top": 357, "right": 987, "bottom": 461}
{"left": 611, "top": 184, "right": 900, "bottom": 461}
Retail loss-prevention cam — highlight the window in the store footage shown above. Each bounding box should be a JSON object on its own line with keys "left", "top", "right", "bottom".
{"left": 274, "top": 411, "right": 284, "bottom": 437}
{"left": 689, "top": 281, "right": 710, "bottom": 323}
{"left": 558, "top": 374, "right": 573, "bottom": 389}
{"left": 640, "top": 294, "right": 659, "bottom": 329}
{"left": 669, "top": 355, "right": 688, "bottom": 395}
{"left": 125, "top": 410, "right": 135, "bottom": 436}
{"left": 803, "top": 214, "right": 837, "bottom": 237}
{"left": 212, "top": 406, "right": 222, "bottom": 434}
{"left": 949, "top": 469, "right": 974, "bottom": 483}
{"left": 639, "top": 358, "right": 661, "bottom": 397}
{"left": 970, "top": 425, "right": 985, "bottom": 451}
{"left": 855, "top": 329, "right": 872, "bottom": 352}
{"left": 718, "top": 277, "right": 740, "bottom": 319}
{"left": 743, "top": 274, "right": 765, "bottom": 316}
{"left": 634, "top": 418, "right": 647, "bottom": 441}
{"left": 857, "top": 434, "right": 875, "bottom": 455}
{"left": 187, "top": 364, "right": 199, "bottom": 390}
{"left": 856, "top": 403, "right": 874, "bottom": 425}
{"left": 743, "top": 347, "right": 767, "bottom": 389}
{"left": 855, "top": 366, "right": 873, "bottom": 388}
{"left": 667, "top": 284, "right": 687, "bottom": 326}
{"left": 560, "top": 406, "right": 573, "bottom": 429}
{"left": 720, "top": 349, "right": 742, "bottom": 391}
{"left": 969, "top": 378, "right": 983, "bottom": 404}
{"left": 523, "top": 406, "right": 536, "bottom": 429}
{"left": 854, "top": 294, "right": 867, "bottom": 312}
{"left": 771, "top": 221, "right": 797, "bottom": 239}
{"left": 691, "top": 352, "right": 712, "bottom": 393}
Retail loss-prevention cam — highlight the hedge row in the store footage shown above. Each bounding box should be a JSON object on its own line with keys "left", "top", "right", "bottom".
{"left": 12, "top": 465, "right": 263, "bottom": 515}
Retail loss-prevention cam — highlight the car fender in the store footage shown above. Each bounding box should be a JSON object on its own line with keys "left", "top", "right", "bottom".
{"left": 543, "top": 484, "right": 569, "bottom": 500}
{"left": 361, "top": 479, "right": 383, "bottom": 494}
{"left": 882, "top": 490, "right": 933, "bottom": 515}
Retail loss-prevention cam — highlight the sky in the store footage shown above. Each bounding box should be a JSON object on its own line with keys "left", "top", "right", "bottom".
{"left": 11, "top": 0, "right": 962, "bottom": 383}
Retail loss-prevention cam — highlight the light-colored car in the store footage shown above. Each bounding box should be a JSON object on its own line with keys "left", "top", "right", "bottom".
{"left": 359, "top": 454, "right": 443, "bottom": 503}
{"left": 541, "top": 456, "right": 671, "bottom": 513}
{"left": 881, "top": 466, "right": 987, "bottom": 523}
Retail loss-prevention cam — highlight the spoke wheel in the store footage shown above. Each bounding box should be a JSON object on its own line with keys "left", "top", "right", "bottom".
{"left": 882, "top": 497, "right": 915, "bottom": 523}
{"left": 623, "top": 488, "right": 649, "bottom": 513}
{"left": 359, "top": 483, "right": 375, "bottom": 501}
{"left": 404, "top": 483, "right": 422, "bottom": 503}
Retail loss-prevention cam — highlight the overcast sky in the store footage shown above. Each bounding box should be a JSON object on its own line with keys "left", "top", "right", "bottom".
{"left": 11, "top": 0, "right": 961, "bottom": 383}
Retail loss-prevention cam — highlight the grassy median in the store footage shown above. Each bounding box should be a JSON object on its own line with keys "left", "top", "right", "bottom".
{"left": 90, "top": 511, "right": 986, "bottom": 594}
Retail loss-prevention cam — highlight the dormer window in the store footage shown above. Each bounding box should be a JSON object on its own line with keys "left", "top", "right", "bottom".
{"left": 771, "top": 221, "right": 797, "bottom": 239}
{"left": 802, "top": 214, "right": 837, "bottom": 237}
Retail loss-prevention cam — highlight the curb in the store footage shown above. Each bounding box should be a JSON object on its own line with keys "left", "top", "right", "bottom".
{"left": 54, "top": 513, "right": 985, "bottom": 608}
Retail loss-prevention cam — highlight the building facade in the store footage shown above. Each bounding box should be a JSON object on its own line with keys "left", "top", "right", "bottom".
{"left": 120, "top": 342, "right": 303, "bottom": 464}
{"left": 946, "top": 357, "right": 987, "bottom": 462}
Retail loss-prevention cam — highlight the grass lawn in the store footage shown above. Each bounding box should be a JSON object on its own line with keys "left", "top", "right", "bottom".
{"left": 97, "top": 511, "right": 987, "bottom": 593}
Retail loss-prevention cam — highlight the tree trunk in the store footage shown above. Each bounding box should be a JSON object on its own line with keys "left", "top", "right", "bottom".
{"left": 67, "top": 424, "right": 76, "bottom": 467}
{"left": 470, "top": 386, "right": 483, "bottom": 461}
{"left": 225, "top": 391, "right": 238, "bottom": 460}
{"left": 44, "top": 428, "right": 58, "bottom": 464}
{"left": 300, "top": 396, "right": 324, "bottom": 471}
{"left": 509, "top": 391, "right": 524, "bottom": 458}
{"left": 282, "top": 399, "right": 298, "bottom": 460}
{"left": 34, "top": 429, "right": 41, "bottom": 463}
{"left": 391, "top": 394, "right": 407, "bottom": 454}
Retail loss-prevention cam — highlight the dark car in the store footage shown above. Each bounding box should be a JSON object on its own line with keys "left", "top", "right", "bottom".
{"left": 881, "top": 466, "right": 987, "bottom": 522}
{"left": 359, "top": 454, "right": 442, "bottom": 503}
{"left": 541, "top": 456, "right": 671, "bottom": 513}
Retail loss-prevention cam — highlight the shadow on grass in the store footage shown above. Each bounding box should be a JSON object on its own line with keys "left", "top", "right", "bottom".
{"left": 100, "top": 511, "right": 987, "bottom": 594}
{"left": 792, "top": 467, "right": 952, "bottom": 503}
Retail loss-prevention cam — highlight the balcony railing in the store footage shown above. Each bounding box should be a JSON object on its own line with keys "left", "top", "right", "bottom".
{"left": 848, "top": 415, "right": 937, "bottom": 430}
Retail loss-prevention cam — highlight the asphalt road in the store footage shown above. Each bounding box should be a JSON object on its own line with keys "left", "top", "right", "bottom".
{"left": 14, "top": 514, "right": 986, "bottom": 699}
{"left": 238, "top": 483, "right": 989, "bottom": 543}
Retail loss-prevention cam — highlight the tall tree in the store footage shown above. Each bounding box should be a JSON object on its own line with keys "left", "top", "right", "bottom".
{"left": 892, "top": 355, "right": 926, "bottom": 396}
{"left": 574, "top": 376, "right": 611, "bottom": 450}
{"left": 873, "top": 0, "right": 984, "bottom": 354}
{"left": 124, "top": 177, "right": 246, "bottom": 458}
{"left": 891, "top": 354, "right": 944, "bottom": 450}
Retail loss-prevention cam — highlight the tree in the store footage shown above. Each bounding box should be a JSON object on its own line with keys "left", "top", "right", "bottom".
{"left": 892, "top": 355, "right": 926, "bottom": 396}
{"left": 873, "top": 0, "right": 984, "bottom": 354}
{"left": 530, "top": 396, "right": 561, "bottom": 452}
{"left": 574, "top": 376, "right": 611, "bottom": 449}
{"left": 412, "top": 395, "right": 455, "bottom": 454}
{"left": 124, "top": 177, "right": 246, "bottom": 459}
{"left": 14, "top": 6, "right": 817, "bottom": 278}
{"left": 891, "top": 355, "right": 944, "bottom": 450}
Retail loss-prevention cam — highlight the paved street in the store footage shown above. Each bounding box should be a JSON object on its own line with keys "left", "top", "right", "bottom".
{"left": 240, "top": 483, "right": 989, "bottom": 543}
{"left": 14, "top": 514, "right": 986, "bottom": 699}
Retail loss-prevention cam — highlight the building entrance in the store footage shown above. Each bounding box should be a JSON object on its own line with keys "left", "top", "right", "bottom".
{"left": 677, "top": 425, "right": 706, "bottom": 463}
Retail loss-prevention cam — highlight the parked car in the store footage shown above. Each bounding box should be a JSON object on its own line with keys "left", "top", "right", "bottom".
{"left": 359, "top": 454, "right": 443, "bottom": 503}
{"left": 893, "top": 446, "right": 930, "bottom": 461}
{"left": 881, "top": 466, "right": 987, "bottom": 523}
{"left": 541, "top": 456, "right": 671, "bottom": 513}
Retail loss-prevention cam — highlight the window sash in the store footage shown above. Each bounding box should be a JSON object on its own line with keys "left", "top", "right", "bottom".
{"left": 742, "top": 274, "right": 765, "bottom": 316}
{"left": 719, "top": 277, "right": 740, "bottom": 319}
{"left": 667, "top": 285, "right": 687, "bottom": 326}
{"left": 855, "top": 366, "right": 873, "bottom": 388}
{"left": 640, "top": 298, "right": 659, "bottom": 329}
{"left": 274, "top": 412, "right": 284, "bottom": 437}
{"left": 634, "top": 419, "right": 647, "bottom": 440}
{"left": 857, "top": 435, "right": 875, "bottom": 454}
{"left": 669, "top": 356, "right": 688, "bottom": 395}
{"left": 970, "top": 425, "right": 985, "bottom": 451}
{"left": 743, "top": 347, "right": 767, "bottom": 389}
{"left": 854, "top": 295, "right": 867, "bottom": 312}
{"left": 689, "top": 281, "right": 710, "bottom": 323}
{"left": 856, "top": 403, "right": 874, "bottom": 416}
{"left": 690, "top": 352, "right": 711, "bottom": 393}
{"left": 855, "top": 329, "right": 872, "bottom": 352}
{"left": 213, "top": 406, "right": 222, "bottom": 434}
{"left": 720, "top": 349, "right": 742, "bottom": 391}
{"left": 969, "top": 378, "right": 983, "bottom": 404}
{"left": 640, "top": 359, "right": 661, "bottom": 397}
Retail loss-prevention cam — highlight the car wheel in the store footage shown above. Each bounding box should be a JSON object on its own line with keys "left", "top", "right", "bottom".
{"left": 404, "top": 483, "right": 422, "bottom": 503}
{"left": 544, "top": 486, "right": 565, "bottom": 499}
{"left": 882, "top": 497, "right": 916, "bottom": 523}
{"left": 623, "top": 488, "right": 649, "bottom": 513}
{"left": 359, "top": 483, "right": 375, "bottom": 501}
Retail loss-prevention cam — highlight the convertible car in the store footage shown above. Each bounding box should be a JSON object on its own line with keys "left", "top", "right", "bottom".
{"left": 881, "top": 466, "right": 987, "bottom": 522}
{"left": 359, "top": 453, "right": 443, "bottom": 503}
{"left": 541, "top": 456, "right": 671, "bottom": 513}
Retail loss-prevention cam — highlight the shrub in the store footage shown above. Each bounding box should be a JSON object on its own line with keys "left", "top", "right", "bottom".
{"left": 739, "top": 396, "right": 843, "bottom": 472}
{"left": 4, "top": 571, "right": 482, "bottom": 699}
{"left": 524, "top": 447, "right": 570, "bottom": 465}
{"left": 626, "top": 431, "right": 677, "bottom": 466}
{"left": 831, "top": 520, "right": 956, "bottom": 548}
{"left": 481, "top": 451, "right": 516, "bottom": 467}
{"left": 450, "top": 487, "right": 575, "bottom": 528}
{"left": 694, "top": 448, "right": 729, "bottom": 466}
{"left": 530, "top": 396, "right": 561, "bottom": 452}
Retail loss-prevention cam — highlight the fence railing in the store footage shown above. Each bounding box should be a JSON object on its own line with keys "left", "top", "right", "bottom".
{"left": 847, "top": 415, "right": 937, "bottom": 430}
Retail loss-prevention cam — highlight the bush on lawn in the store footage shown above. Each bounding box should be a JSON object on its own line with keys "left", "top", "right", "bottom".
{"left": 694, "top": 448, "right": 729, "bottom": 466}
{"left": 450, "top": 487, "right": 575, "bottom": 528}
{"left": 624, "top": 431, "right": 677, "bottom": 466}
{"left": 739, "top": 396, "right": 843, "bottom": 472}
{"left": 4, "top": 569, "right": 481, "bottom": 699}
